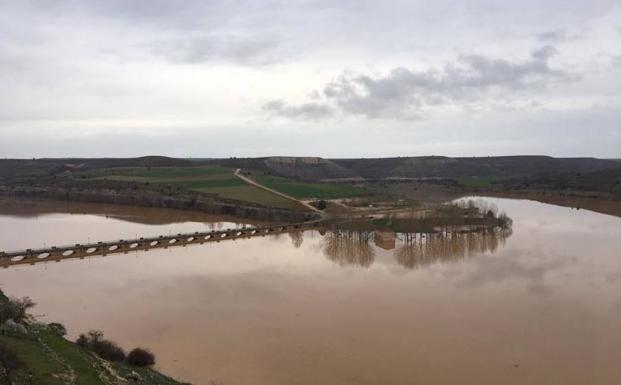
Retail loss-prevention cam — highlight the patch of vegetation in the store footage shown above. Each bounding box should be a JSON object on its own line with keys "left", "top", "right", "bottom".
{"left": 76, "top": 330, "right": 126, "bottom": 362}
{"left": 456, "top": 176, "right": 500, "bottom": 188}
{"left": 252, "top": 175, "right": 366, "bottom": 199}
{"left": 82, "top": 166, "right": 230, "bottom": 180}
{"left": 76, "top": 166, "right": 302, "bottom": 209}
{"left": 174, "top": 178, "right": 246, "bottom": 190}
{"left": 126, "top": 348, "right": 156, "bottom": 367}
{"left": 201, "top": 185, "right": 303, "bottom": 209}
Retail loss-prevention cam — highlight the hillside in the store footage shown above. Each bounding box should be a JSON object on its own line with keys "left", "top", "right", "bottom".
{"left": 202, "top": 156, "right": 621, "bottom": 182}
{"left": 495, "top": 167, "right": 621, "bottom": 194}
{"left": 0, "top": 290, "right": 189, "bottom": 385}
{"left": 0, "top": 157, "right": 192, "bottom": 185}
{"left": 3, "top": 156, "right": 620, "bottom": 199}
{"left": 331, "top": 156, "right": 621, "bottom": 180}
{"left": 206, "top": 157, "right": 359, "bottom": 181}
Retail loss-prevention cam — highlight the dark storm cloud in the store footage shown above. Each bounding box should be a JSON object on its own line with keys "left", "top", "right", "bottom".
{"left": 268, "top": 46, "right": 571, "bottom": 120}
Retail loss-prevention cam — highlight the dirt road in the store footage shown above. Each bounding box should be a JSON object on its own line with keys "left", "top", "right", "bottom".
{"left": 234, "top": 169, "right": 322, "bottom": 213}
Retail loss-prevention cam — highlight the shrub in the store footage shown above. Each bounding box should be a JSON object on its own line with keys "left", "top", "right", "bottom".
{"left": 48, "top": 322, "right": 67, "bottom": 336}
{"left": 0, "top": 320, "right": 28, "bottom": 336}
{"left": 76, "top": 334, "right": 89, "bottom": 348}
{"left": 76, "top": 330, "right": 126, "bottom": 362}
{"left": 93, "top": 340, "right": 126, "bottom": 362}
{"left": 126, "top": 348, "right": 155, "bottom": 366}
{"left": 0, "top": 297, "right": 35, "bottom": 324}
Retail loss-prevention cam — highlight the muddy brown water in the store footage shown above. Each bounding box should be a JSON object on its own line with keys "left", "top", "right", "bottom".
{"left": 1, "top": 198, "right": 621, "bottom": 385}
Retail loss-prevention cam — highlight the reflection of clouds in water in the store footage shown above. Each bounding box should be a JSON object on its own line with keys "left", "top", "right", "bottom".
{"left": 605, "top": 271, "right": 621, "bottom": 284}
{"left": 454, "top": 249, "right": 569, "bottom": 296}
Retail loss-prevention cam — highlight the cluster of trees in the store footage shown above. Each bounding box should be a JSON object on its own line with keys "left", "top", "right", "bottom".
{"left": 76, "top": 330, "right": 155, "bottom": 367}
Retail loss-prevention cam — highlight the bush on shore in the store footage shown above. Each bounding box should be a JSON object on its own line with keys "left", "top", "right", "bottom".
{"left": 48, "top": 322, "right": 67, "bottom": 336}
{"left": 0, "top": 296, "right": 35, "bottom": 324}
{"left": 77, "top": 331, "right": 158, "bottom": 367}
{"left": 76, "top": 330, "right": 126, "bottom": 362}
{"left": 126, "top": 348, "right": 156, "bottom": 367}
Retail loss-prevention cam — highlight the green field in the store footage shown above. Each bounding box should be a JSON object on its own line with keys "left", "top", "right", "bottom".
{"left": 79, "top": 166, "right": 301, "bottom": 209}
{"left": 82, "top": 166, "right": 231, "bottom": 179}
{"left": 251, "top": 175, "right": 366, "bottom": 199}
{"left": 200, "top": 185, "right": 304, "bottom": 209}
{"left": 456, "top": 176, "right": 499, "bottom": 188}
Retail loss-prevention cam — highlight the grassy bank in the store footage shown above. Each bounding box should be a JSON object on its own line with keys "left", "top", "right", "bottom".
{"left": 0, "top": 290, "right": 188, "bottom": 385}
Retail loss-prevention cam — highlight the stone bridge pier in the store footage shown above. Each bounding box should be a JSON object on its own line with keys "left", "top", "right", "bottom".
{"left": 0, "top": 221, "right": 321, "bottom": 269}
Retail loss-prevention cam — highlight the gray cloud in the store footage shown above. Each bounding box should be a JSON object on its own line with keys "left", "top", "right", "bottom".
{"left": 537, "top": 28, "right": 568, "bottom": 42}
{"left": 263, "top": 100, "right": 334, "bottom": 121}
{"left": 149, "top": 35, "right": 284, "bottom": 65}
{"left": 456, "top": 252, "right": 567, "bottom": 296}
{"left": 269, "top": 46, "right": 571, "bottom": 120}
{"left": 0, "top": 1, "right": 619, "bottom": 157}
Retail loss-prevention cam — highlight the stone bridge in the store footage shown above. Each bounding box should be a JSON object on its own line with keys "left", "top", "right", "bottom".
{"left": 0, "top": 222, "right": 320, "bottom": 269}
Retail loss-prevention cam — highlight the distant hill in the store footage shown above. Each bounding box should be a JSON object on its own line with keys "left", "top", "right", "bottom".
{"left": 0, "top": 156, "right": 192, "bottom": 183}
{"left": 2, "top": 155, "right": 620, "bottom": 194}
{"left": 206, "top": 155, "right": 621, "bottom": 182}
{"left": 330, "top": 156, "right": 621, "bottom": 180}
{"left": 206, "top": 156, "right": 360, "bottom": 181}
{"left": 498, "top": 167, "right": 621, "bottom": 194}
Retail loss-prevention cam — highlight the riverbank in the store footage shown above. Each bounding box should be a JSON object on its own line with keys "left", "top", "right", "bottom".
{"left": 0, "top": 289, "right": 190, "bottom": 385}
{"left": 0, "top": 184, "right": 317, "bottom": 224}
{"left": 461, "top": 189, "right": 621, "bottom": 218}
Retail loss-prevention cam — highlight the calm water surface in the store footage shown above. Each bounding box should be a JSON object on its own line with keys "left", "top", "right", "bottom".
{"left": 0, "top": 198, "right": 620, "bottom": 385}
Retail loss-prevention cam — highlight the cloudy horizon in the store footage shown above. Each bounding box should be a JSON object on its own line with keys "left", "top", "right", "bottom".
{"left": 1, "top": 0, "right": 620, "bottom": 158}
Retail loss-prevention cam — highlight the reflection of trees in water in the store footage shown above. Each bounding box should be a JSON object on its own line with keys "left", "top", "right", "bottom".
{"left": 288, "top": 230, "right": 304, "bottom": 248}
{"left": 395, "top": 227, "right": 512, "bottom": 269}
{"left": 322, "top": 230, "right": 375, "bottom": 268}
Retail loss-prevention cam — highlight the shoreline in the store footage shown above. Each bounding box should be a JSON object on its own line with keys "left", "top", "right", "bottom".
{"left": 0, "top": 184, "right": 318, "bottom": 224}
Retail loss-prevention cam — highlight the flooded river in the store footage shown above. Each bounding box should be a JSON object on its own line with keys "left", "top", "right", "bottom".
{"left": 0, "top": 198, "right": 620, "bottom": 385}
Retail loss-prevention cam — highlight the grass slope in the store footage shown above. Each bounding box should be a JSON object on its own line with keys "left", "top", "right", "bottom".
{"left": 0, "top": 331, "right": 186, "bottom": 385}
{"left": 0, "top": 289, "right": 187, "bottom": 385}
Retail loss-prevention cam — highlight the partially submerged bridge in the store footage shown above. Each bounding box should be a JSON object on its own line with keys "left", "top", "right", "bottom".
{"left": 0, "top": 222, "right": 320, "bottom": 268}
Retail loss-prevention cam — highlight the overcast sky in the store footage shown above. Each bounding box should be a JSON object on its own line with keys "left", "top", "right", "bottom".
{"left": 1, "top": 0, "right": 620, "bottom": 158}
